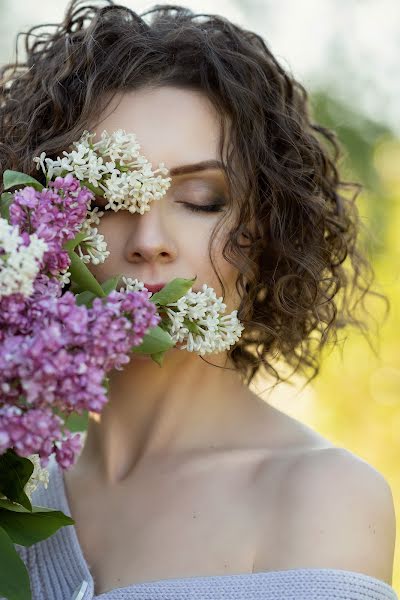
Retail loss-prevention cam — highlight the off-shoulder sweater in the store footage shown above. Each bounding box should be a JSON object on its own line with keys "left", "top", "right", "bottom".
{"left": 10, "top": 452, "right": 398, "bottom": 600}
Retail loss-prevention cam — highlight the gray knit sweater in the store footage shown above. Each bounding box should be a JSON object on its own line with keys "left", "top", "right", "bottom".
{"left": 10, "top": 453, "right": 398, "bottom": 600}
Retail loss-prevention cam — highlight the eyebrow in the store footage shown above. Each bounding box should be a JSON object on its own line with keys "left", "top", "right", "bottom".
{"left": 168, "top": 160, "right": 224, "bottom": 176}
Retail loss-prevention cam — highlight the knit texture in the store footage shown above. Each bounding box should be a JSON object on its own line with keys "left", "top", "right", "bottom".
{"left": 8, "top": 451, "right": 398, "bottom": 600}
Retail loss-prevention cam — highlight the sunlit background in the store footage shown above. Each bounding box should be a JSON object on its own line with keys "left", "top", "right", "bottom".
{"left": 1, "top": 0, "right": 399, "bottom": 591}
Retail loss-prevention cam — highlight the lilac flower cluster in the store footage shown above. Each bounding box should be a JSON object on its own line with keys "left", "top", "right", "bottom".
{"left": 0, "top": 174, "right": 160, "bottom": 469}
{"left": 0, "top": 276, "right": 159, "bottom": 467}
{"left": 9, "top": 174, "right": 92, "bottom": 277}
{"left": 0, "top": 405, "right": 81, "bottom": 469}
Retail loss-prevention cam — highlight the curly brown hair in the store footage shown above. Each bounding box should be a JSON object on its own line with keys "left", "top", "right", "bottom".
{"left": 0, "top": 0, "right": 389, "bottom": 390}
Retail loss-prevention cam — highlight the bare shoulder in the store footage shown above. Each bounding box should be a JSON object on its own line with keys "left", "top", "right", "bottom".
{"left": 255, "top": 439, "right": 397, "bottom": 586}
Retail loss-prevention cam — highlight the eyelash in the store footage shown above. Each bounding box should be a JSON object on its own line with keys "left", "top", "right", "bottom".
{"left": 183, "top": 201, "right": 226, "bottom": 214}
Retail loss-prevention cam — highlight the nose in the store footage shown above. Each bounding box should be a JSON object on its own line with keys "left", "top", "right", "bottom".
{"left": 124, "top": 199, "right": 178, "bottom": 265}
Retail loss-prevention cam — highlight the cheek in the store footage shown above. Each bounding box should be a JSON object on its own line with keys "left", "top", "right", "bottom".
{"left": 173, "top": 215, "right": 243, "bottom": 312}
{"left": 206, "top": 224, "right": 242, "bottom": 313}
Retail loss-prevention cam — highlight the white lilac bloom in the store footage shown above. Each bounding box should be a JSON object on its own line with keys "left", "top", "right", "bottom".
{"left": 53, "top": 205, "right": 109, "bottom": 286}
{"left": 75, "top": 205, "right": 110, "bottom": 266}
{"left": 118, "top": 276, "right": 153, "bottom": 299}
{"left": 163, "top": 284, "right": 244, "bottom": 355}
{"left": 23, "top": 454, "right": 50, "bottom": 501}
{"left": 99, "top": 167, "right": 171, "bottom": 215}
{"left": 118, "top": 278, "right": 244, "bottom": 355}
{"left": 33, "top": 129, "right": 172, "bottom": 215}
{"left": 57, "top": 267, "right": 72, "bottom": 288}
{"left": 0, "top": 218, "right": 48, "bottom": 298}
{"left": 93, "top": 129, "right": 142, "bottom": 164}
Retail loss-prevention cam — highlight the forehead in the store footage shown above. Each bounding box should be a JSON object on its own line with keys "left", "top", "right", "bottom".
{"left": 92, "top": 85, "right": 223, "bottom": 170}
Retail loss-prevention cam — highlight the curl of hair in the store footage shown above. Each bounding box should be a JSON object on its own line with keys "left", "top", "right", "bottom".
{"left": 0, "top": 0, "right": 389, "bottom": 389}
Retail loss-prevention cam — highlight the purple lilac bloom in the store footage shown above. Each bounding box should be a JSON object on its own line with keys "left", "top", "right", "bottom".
{"left": 0, "top": 284, "right": 160, "bottom": 468}
{"left": 1, "top": 288, "right": 159, "bottom": 412}
{"left": 0, "top": 275, "right": 62, "bottom": 343}
{"left": 0, "top": 404, "right": 82, "bottom": 469}
{"left": 9, "top": 175, "right": 93, "bottom": 277}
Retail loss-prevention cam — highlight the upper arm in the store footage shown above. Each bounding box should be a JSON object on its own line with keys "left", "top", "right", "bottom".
{"left": 271, "top": 448, "right": 397, "bottom": 585}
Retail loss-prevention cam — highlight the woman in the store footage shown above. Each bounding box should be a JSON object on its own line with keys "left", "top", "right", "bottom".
{"left": 1, "top": 1, "right": 397, "bottom": 598}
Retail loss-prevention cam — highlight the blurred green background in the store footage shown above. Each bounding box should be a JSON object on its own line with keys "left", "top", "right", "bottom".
{"left": 1, "top": 0, "right": 398, "bottom": 592}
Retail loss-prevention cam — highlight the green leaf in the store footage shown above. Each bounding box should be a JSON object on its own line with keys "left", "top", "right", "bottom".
{"left": 64, "top": 230, "right": 88, "bottom": 252}
{"left": 131, "top": 325, "right": 174, "bottom": 355}
{"left": 0, "top": 451, "right": 33, "bottom": 512}
{"left": 183, "top": 318, "right": 200, "bottom": 334}
{"left": 149, "top": 277, "right": 197, "bottom": 306}
{"left": 75, "top": 290, "right": 96, "bottom": 307}
{"left": 0, "top": 506, "right": 74, "bottom": 547}
{"left": 0, "top": 499, "right": 27, "bottom": 513}
{"left": 101, "top": 274, "right": 123, "bottom": 295}
{"left": 0, "top": 499, "right": 68, "bottom": 515}
{"left": 151, "top": 351, "right": 165, "bottom": 367}
{"left": 80, "top": 179, "right": 104, "bottom": 197}
{"left": 0, "top": 192, "right": 13, "bottom": 222}
{"left": 157, "top": 318, "right": 172, "bottom": 333}
{"left": 3, "top": 169, "right": 44, "bottom": 192}
{"left": 67, "top": 250, "right": 105, "bottom": 297}
{"left": 0, "top": 525, "right": 31, "bottom": 600}
{"left": 63, "top": 410, "right": 89, "bottom": 433}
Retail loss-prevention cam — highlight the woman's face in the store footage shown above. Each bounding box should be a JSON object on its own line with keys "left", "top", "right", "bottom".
{"left": 87, "top": 85, "right": 242, "bottom": 314}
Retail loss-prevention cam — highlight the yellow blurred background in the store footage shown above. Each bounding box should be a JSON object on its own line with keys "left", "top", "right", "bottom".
{"left": 251, "top": 111, "right": 400, "bottom": 589}
{"left": 257, "top": 124, "right": 400, "bottom": 594}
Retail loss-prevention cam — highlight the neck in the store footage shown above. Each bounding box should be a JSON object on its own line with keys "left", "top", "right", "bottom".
{"left": 75, "top": 347, "right": 251, "bottom": 485}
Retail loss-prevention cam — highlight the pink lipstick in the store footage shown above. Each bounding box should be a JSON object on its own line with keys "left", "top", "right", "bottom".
{"left": 143, "top": 283, "right": 166, "bottom": 294}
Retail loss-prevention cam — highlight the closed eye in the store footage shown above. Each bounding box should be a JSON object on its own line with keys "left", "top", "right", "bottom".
{"left": 182, "top": 202, "right": 226, "bottom": 214}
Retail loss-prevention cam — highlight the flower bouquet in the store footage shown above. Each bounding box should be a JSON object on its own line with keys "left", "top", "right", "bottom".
{"left": 0, "top": 130, "right": 244, "bottom": 600}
